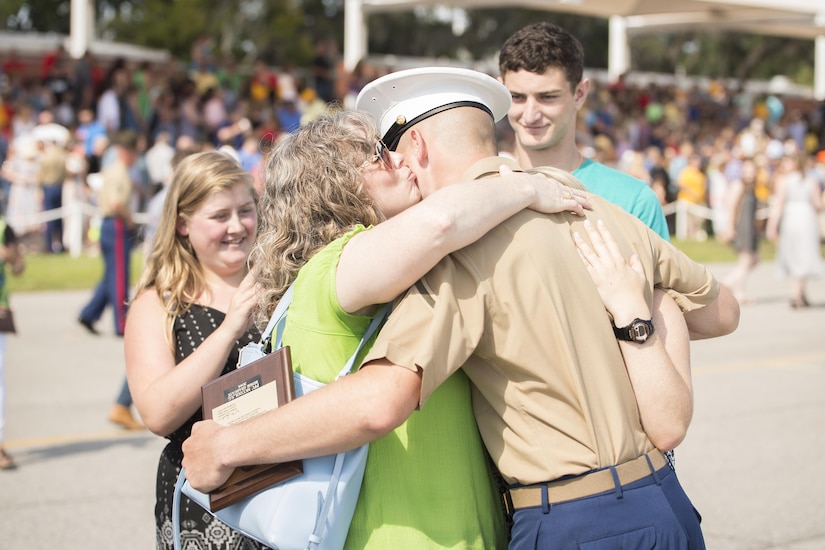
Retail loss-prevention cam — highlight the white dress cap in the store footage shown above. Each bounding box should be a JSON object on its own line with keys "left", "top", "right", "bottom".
{"left": 355, "top": 66, "right": 511, "bottom": 150}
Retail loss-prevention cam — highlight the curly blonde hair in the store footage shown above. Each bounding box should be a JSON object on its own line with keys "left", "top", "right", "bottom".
{"left": 134, "top": 150, "right": 256, "bottom": 343}
{"left": 251, "top": 110, "right": 384, "bottom": 323}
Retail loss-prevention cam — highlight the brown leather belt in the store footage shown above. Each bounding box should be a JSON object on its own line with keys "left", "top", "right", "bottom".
{"left": 507, "top": 451, "right": 668, "bottom": 510}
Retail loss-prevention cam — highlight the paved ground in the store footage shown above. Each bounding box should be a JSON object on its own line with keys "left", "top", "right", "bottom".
{"left": 1, "top": 261, "right": 823, "bottom": 549}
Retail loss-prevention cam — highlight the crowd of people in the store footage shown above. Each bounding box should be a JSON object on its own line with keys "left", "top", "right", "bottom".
{"left": 0, "top": 39, "right": 823, "bottom": 260}
{"left": 0, "top": 22, "right": 819, "bottom": 550}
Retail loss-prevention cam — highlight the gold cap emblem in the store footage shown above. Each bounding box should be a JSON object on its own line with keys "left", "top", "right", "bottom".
{"left": 396, "top": 115, "right": 406, "bottom": 125}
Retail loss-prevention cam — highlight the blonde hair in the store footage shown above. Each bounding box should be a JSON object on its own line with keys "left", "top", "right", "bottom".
{"left": 251, "top": 110, "right": 383, "bottom": 323}
{"left": 134, "top": 150, "right": 256, "bottom": 343}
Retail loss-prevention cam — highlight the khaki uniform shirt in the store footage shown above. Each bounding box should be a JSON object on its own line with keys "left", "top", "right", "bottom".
{"left": 38, "top": 144, "right": 67, "bottom": 185}
{"left": 364, "top": 157, "right": 719, "bottom": 486}
{"left": 97, "top": 160, "right": 133, "bottom": 218}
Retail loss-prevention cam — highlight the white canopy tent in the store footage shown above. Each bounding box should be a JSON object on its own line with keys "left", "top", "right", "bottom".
{"left": 62, "top": 0, "right": 168, "bottom": 62}
{"left": 0, "top": 0, "right": 170, "bottom": 64}
{"left": 344, "top": 0, "right": 825, "bottom": 99}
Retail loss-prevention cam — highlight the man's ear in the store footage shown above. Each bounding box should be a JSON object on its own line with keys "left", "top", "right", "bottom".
{"left": 176, "top": 216, "right": 189, "bottom": 237}
{"left": 408, "top": 128, "right": 428, "bottom": 166}
{"left": 574, "top": 78, "right": 591, "bottom": 110}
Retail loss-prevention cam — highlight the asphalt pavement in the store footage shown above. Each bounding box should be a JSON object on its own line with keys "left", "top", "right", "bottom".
{"left": 1, "top": 261, "right": 823, "bottom": 550}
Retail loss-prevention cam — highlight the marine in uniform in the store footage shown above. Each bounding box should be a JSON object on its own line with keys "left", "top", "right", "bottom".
{"left": 357, "top": 67, "right": 733, "bottom": 549}
{"left": 78, "top": 130, "right": 143, "bottom": 430}
{"left": 78, "top": 131, "right": 137, "bottom": 336}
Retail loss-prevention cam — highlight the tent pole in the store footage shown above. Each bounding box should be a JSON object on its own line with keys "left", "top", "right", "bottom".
{"left": 608, "top": 15, "right": 629, "bottom": 84}
{"left": 344, "top": 0, "right": 366, "bottom": 73}
{"left": 69, "top": 0, "right": 94, "bottom": 58}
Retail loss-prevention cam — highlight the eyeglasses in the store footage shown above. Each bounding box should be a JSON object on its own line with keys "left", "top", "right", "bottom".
{"left": 369, "top": 139, "right": 392, "bottom": 169}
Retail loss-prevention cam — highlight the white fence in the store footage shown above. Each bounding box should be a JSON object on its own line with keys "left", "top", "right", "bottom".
{"left": 662, "top": 200, "right": 769, "bottom": 241}
{"left": 6, "top": 200, "right": 151, "bottom": 258}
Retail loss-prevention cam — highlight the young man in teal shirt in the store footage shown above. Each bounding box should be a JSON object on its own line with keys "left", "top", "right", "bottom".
{"left": 499, "top": 22, "right": 670, "bottom": 240}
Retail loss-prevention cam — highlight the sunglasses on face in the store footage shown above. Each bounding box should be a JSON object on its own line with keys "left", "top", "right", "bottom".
{"left": 369, "top": 139, "right": 392, "bottom": 169}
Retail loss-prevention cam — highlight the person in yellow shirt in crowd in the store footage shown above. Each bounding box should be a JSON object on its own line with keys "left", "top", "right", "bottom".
{"left": 676, "top": 152, "right": 708, "bottom": 239}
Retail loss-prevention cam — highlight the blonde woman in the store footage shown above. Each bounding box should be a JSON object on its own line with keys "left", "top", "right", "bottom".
{"left": 124, "top": 151, "right": 266, "bottom": 549}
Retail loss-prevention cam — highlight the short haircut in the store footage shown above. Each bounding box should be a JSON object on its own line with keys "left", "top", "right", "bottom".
{"left": 498, "top": 22, "right": 585, "bottom": 92}
{"left": 111, "top": 129, "right": 139, "bottom": 151}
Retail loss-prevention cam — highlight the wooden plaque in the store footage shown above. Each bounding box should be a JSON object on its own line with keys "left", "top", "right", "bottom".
{"left": 200, "top": 346, "right": 303, "bottom": 511}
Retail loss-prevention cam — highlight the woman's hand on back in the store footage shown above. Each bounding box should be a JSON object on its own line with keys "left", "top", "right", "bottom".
{"left": 572, "top": 219, "right": 650, "bottom": 323}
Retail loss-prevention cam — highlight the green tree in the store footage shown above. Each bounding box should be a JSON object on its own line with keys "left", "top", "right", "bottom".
{"left": 460, "top": 10, "right": 609, "bottom": 68}
{"left": 102, "top": 0, "right": 210, "bottom": 59}
{"left": 631, "top": 31, "right": 815, "bottom": 86}
{"left": 367, "top": 9, "right": 453, "bottom": 59}
{"left": 1, "top": 0, "right": 72, "bottom": 33}
{"left": 0, "top": 1, "right": 817, "bottom": 88}
{"left": 0, "top": 0, "right": 136, "bottom": 34}
{"left": 0, "top": 0, "right": 327, "bottom": 67}
{"left": 364, "top": 9, "right": 609, "bottom": 67}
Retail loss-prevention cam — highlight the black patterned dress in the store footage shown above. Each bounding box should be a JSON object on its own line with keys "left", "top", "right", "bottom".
{"left": 155, "top": 305, "right": 267, "bottom": 550}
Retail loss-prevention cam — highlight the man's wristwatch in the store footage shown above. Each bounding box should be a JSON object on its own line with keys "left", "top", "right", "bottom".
{"left": 612, "top": 318, "right": 655, "bottom": 343}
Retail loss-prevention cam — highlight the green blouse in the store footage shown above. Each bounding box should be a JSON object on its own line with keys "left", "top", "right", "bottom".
{"left": 283, "top": 225, "right": 506, "bottom": 549}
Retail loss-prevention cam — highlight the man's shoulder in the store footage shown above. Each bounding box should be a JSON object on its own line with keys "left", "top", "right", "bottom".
{"left": 576, "top": 159, "right": 661, "bottom": 206}
{"left": 447, "top": 210, "right": 567, "bottom": 266}
{"left": 575, "top": 159, "right": 669, "bottom": 239}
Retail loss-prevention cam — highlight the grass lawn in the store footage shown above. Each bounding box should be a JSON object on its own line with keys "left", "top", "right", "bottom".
{"left": 4, "top": 237, "right": 794, "bottom": 293}
{"left": 672, "top": 237, "right": 778, "bottom": 264}
{"left": 7, "top": 250, "right": 147, "bottom": 293}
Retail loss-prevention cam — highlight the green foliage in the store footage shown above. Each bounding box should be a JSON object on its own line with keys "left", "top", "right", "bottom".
{"left": 249, "top": 2, "right": 314, "bottom": 67}
{"left": 102, "top": 0, "right": 210, "bottom": 59}
{"left": 367, "top": 11, "right": 453, "bottom": 59}
{"left": 299, "top": 0, "right": 344, "bottom": 43}
{"left": 461, "top": 10, "right": 609, "bottom": 68}
{"left": 364, "top": 9, "right": 609, "bottom": 68}
{"left": 630, "top": 31, "right": 815, "bottom": 86}
{"left": 1, "top": 0, "right": 71, "bottom": 33}
{"left": 92, "top": 0, "right": 329, "bottom": 65}
{"left": 0, "top": 2, "right": 819, "bottom": 88}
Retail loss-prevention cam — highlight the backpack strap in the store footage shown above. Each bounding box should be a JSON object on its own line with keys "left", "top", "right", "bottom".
{"left": 334, "top": 302, "right": 390, "bottom": 379}
{"left": 236, "top": 284, "right": 294, "bottom": 367}
{"left": 262, "top": 283, "right": 294, "bottom": 352}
